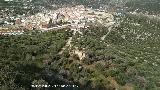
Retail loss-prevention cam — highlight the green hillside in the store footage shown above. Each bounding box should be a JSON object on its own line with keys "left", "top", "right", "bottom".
{"left": 125, "top": 0, "right": 160, "bottom": 14}
{"left": 71, "top": 14, "right": 160, "bottom": 89}
{"left": 0, "top": 0, "right": 160, "bottom": 90}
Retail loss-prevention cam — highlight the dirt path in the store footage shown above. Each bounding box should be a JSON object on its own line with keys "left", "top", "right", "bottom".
{"left": 72, "top": 48, "right": 85, "bottom": 60}
{"left": 101, "top": 25, "right": 113, "bottom": 40}
{"left": 72, "top": 29, "right": 83, "bottom": 35}
{"left": 59, "top": 21, "right": 115, "bottom": 59}
{"left": 58, "top": 37, "right": 72, "bottom": 54}
{"left": 58, "top": 28, "right": 86, "bottom": 60}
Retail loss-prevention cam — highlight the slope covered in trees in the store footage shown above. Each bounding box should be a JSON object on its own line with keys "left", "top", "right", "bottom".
{"left": 1, "top": 13, "right": 160, "bottom": 90}
{"left": 0, "top": 29, "right": 73, "bottom": 89}
{"left": 71, "top": 14, "right": 160, "bottom": 89}
{"left": 125, "top": 0, "right": 160, "bottom": 14}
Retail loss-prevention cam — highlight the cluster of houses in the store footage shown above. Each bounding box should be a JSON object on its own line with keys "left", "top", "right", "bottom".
{"left": 18, "top": 5, "right": 96, "bottom": 30}
{"left": 0, "top": 16, "right": 26, "bottom": 35}
{"left": 0, "top": 5, "right": 114, "bottom": 35}
{"left": 0, "top": 26, "right": 24, "bottom": 35}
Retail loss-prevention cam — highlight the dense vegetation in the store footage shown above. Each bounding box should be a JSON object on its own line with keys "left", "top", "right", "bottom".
{"left": 0, "top": 0, "right": 43, "bottom": 16}
{"left": 71, "top": 14, "right": 160, "bottom": 90}
{"left": 0, "top": 29, "right": 73, "bottom": 89}
{"left": 1, "top": 13, "right": 160, "bottom": 90}
{"left": 0, "top": 0, "right": 111, "bottom": 11}
{"left": 125, "top": 0, "right": 160, "bottom": 14}
{"left": 1, "top": 0, "right": 160, "bottom": 89}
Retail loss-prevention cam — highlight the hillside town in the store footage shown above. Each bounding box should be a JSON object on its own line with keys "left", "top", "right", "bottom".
{"left": 0, "top": 5, "right": 114, "bottom": 35}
